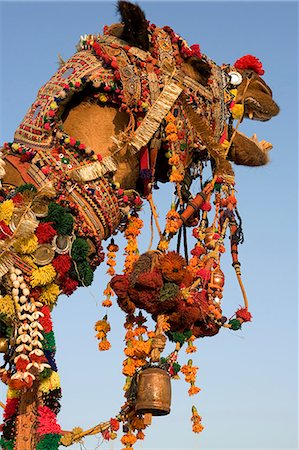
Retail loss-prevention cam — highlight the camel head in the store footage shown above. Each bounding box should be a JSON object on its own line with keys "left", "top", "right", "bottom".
{"left": 227, "top": 55, "right": 279, "bottom": 121}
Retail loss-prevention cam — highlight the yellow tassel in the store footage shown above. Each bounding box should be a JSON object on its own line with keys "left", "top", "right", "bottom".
{"left": 40, "top": 283, "right": 60, "bottom": 306}
{"left": 7, "top": 388, "right": 21, "bottom": 399}
{"left": 13, "top": 235, "right": 38, "bottom": 255}
{"left": 39, "top": 371, "right": 60, "bottom": 393}
{"left": 0, "top": 200, "right": 14, "bottom": 225}
{"left": 231, "top": 104, "right": 244, "bottom": 120}
{"left": 221, "top": 139, "right": 230, "bottom": 150}
{"left": 30, "top": 264, "right": 56, "bottom": 287}
{"left": 0, "top": 295, "right": 15, "bottom": 321}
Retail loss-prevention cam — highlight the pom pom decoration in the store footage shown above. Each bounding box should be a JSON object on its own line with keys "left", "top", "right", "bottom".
{"left": 234, "top": 54, "right": 265, "bottom": 75}
{"left": 35, "top": 223, "right": 57, "bottom": 244}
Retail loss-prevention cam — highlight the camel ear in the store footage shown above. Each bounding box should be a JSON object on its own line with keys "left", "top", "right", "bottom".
{"left": 117, "top": 1, "right": 150, "bottom": 51}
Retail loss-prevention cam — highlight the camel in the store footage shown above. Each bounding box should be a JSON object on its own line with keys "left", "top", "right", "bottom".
{"left": 0, "top": 2, "right": 279, "bottom": 449}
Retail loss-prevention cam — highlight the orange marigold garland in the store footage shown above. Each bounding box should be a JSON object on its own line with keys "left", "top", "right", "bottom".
{"left": 124, "top": 215, "right": 143, "bottom": 273}
{"left": 181, "top": 359, "right": 201, "bottom": 396}
{"left": 95, "top": 315, "right": 111, "bottom": 351}
{"left": 186, "top": 335, "right": 197, "bottom": 354}
{"left": 102, "top": 239, "right": 119, "bottom": 308}
{"left": 191, "top": 405, "right": 204, "bottom": 434}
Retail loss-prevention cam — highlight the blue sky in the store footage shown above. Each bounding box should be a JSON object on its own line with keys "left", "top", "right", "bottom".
{"left": 0, "top": 1, "right": 298, "bottom": 449}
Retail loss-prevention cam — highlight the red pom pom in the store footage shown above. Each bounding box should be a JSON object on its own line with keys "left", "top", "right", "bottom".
{"left": 201, "top": 202, "right": 212, "bottom": 211}
{"left": 190, "top": 44, "right": 202, "bottom": 59}
{"left": 61, "top": 277, "right": 79, "bottom": 296}
{"left": 110, "top": 418, "right": 120, "bottom": 431}
{"left": 236, "top": 307, "right": 252, "bottom": 322}
{"left": 234, "top": 55, "right": 265, "bottom": 76}
{"left": 0, "top": 221, "right": 13, "bottom": 240}
{"left": 52, "top": 254, "right": 72, "bottom": 276}
{"left": 35, "top": 222, "right": 57, "bottom": 244}
{"left": 3, "top": 398, "right": 19, "bottom": 421}
{"left": 39, "top": 306, "right": 53, "bottom": 333}
{"left": 37, "top": 405, "right": 61, "bottom": 436}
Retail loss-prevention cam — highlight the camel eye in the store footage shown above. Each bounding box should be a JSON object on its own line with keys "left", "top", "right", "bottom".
{"left": 228, "top": 71, "right": 242, "bottom": 86}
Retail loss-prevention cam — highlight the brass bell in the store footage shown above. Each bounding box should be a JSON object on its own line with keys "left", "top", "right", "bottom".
{"left": 0, "top": 337, "right": 8, "bottom": 353}
{"left": 135, "top": 368, "right": 171, "bottom": 416}
{"left": 209, "top": 266, "right": 225, "bottom": 290}
{"left": 204, "top": 227, "right": 216, "bottom": 250}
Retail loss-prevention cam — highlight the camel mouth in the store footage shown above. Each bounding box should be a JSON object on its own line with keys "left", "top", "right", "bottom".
{"left": 244, "top": 96, "right": 280, "bottom": 122}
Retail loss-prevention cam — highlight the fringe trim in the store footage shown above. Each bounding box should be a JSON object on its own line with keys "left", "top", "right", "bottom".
{"left": 69, "top": 157, "right": 117, "bottom": 182}
{"left": 0, "top": 252, "right": 13, "bottom": 278}
{"left": 130, "top": 81, "right": 183, "bottom": 152}
{"left": 183, "top": 99, "right": 235, "bottom": 181}
{"left": 0, "top": 152, "right": 6, "bottom": 180}
{"left": 17, "top": 216, "right": 39, "bottom": 239}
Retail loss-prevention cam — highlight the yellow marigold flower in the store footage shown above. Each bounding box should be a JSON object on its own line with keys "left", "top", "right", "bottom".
{"left": 124, "top": 346, "right": 135, "bottom": 357}
{"left": 192, "top": 422, "right": 204, "bottom": 433}
{"left": 95, "top": 318, "right": 110, "bottom": 333}
{"left": 133, "top": 326, "right": 147, "bottom": 336}
{"left": 169, "top": 170, "right": 184, "bottom": 183}
{"left": 99, "top": 93, "right": 108, "bottom": 102}
{"left": 0, "top": 295, "right": 16, "bottom": 321}
{"left": 132, "top": 340, "right": 151, "bottom": 357}
{"left": 231, "top": 103, "right": 244, "bottom": 120}
{"left": 107, "top": 259, "right": 116, "bottom": 267}
{"left": 0, "top": 200, "right": 14, "bottom": 225}
{"left": 96, "top": 331, "right": 106, "bottom": 340}
{"left": 165, "top": 122, "right": 177, "bottom": 134}
{"left": 102, "top": 299, "right": 112, "bottom": 307}
{"left": 165, "top": 219, "right": 179, "bottom": 235}
{"left": 121, "top": 432, "right": 137, "bottom": 446}
{"left": 60, "top": 434, "right": 73, "bottom": 447}
{"left": 221, "top": 139, "right": 230, "bottom": 150}
{"left": 103, "top": 286, "right": 113, "bottom": 296}
{"left": 166, "top": 133, "right": 178, "bottom": 142}
{"left": 134, "top": 358, "right": 146, "bottom": 368}
{"left": 147, "top": 331, "right": 155, "bottom": 339}
{"left": 98, "top": 339, "right": 111, "bottom": 351}
{"left": 166, "top": 113, "right": 175, "bottom": 123}
{"left": 166, "top": 208, "right": 180, "bottom": 220}
{"left": 40, "top": 283, "right": 60, "bottom": 306}
{"left": 168, "top": 154, "right": 180, "bottom": 165}
{"left": 7, "top": 388, "right": 20, "bottom": 399}
{"left": 157, "top": 239, "right": 169, "bottom": 251}
{"left": 122, "top": 358, "right": 137, "bottom": 377}
{"left": 188, "top": 385, "right": 201, "bottom": 396}
{"left": 39, "top": 371, "right": 60, "bottom": 393}
{"left": 14, "top": 234, "right": 38, "bottom": 255}
{"left": 186, "top": 345, "right": 197, "bottom": 354}
{"left": 30, "top": 264, "right": 56, "bottom": 287}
